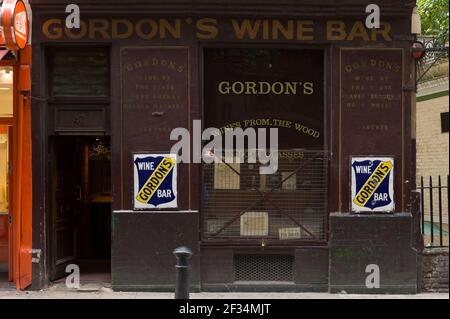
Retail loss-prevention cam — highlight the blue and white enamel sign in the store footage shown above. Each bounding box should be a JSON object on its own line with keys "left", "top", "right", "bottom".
{"left": 351, "top": 156, "right": 394, "bottom": 212}
{"left": 133, "top": 154, "right": 177, "bottom": 209}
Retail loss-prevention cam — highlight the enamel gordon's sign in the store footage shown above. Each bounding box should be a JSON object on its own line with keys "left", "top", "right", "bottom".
{"left": 351, "top": 157, "right": 394, "bottom": 212}
{"left": 134, "top": 154, "right": 177, "bottom": 209}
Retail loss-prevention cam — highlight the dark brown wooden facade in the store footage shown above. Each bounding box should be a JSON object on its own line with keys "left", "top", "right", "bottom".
{"left": 30, "top": 0, "right": 421, "bottom": 293}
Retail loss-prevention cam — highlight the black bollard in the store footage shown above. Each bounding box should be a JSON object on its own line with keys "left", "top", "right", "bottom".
{"left": 173, "top": 246, "right": 193, "bottom": 299}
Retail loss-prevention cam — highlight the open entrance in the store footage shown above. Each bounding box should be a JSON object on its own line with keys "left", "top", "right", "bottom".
{"left": 49, "top": 136, "right": 111, "bottom": 283}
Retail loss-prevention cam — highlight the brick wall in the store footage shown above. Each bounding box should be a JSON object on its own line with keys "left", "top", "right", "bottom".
{"left": 416, "top": 95, "right": 449, "bottom": 179}
{"left": 416, "top": 94, "right": 449, "bottom": 246}
{"left": 421, "top": 248, "right": 449, "bottom": 292}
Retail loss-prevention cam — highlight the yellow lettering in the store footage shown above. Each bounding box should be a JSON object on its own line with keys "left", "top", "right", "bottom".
{"left": 89, "top": 19, "right": 110, "bottom": 39}
{"left": 327, "top": 21, "right": 346, "bottom": 41}
{"left": 347, "top": 21, "right": 370, "bottom": 41}
{"left": 272, "top": 20, "right": 294, "bottom": 40}
{"left": 112, "top": 19, "right": 133, "bottom": 39}
{"left": 196, "top": 18, "right": 218, "bottom": 39}
{"left": 136, "top": 19, "right": 158, "bottom": 39}
{"left": 42, "top": 19, "right": 63, "bottom": 39}
{"left": 64, "top": 20, "right": 87, "bottom": 39}
{"left": 159, "top": 19, "right": 181, "bottom": 39}
{"left": 371, "top": 22, "right": 392, "bottom": 41}
{"left": 231, "top": 19, "right": 261, "bottom": 40}
{"left": 297, "top": 20, "right": 314, "bottom": 40}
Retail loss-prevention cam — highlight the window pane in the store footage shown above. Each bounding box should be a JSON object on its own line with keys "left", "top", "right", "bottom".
{"left": 441, "top": 112, "right": 449, "bottom": 133}
{"left": 49, "top": 48, "right": 109, "bottom": 97}
{"left": 0, "top": 67, "right": 13, "bottom": 117}
{"left": 0, "top": 127, "right": 9, "bottom": 213}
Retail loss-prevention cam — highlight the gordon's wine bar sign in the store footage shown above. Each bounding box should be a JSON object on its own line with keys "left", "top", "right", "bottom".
{"left": 41, "top": 18, "right": 392, "bottom": 42}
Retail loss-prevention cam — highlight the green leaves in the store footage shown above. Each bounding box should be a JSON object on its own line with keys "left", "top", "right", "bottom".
{"left": 417, "top": 0, "right": 449, "bottom": 40}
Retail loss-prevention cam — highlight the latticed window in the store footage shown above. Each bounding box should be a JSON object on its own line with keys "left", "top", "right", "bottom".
{"left": 202, "top": 150, "right": 328, "bottom": 242}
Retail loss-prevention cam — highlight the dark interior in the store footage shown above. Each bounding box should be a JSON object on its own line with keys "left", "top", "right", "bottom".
{"left": 49, "top": 136, "right": 111, "bottom": 282}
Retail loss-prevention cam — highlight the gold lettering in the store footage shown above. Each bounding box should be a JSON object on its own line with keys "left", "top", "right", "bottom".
{"left": 371, "top": 22, "right": 392, "bottom": 41}
{"left": 272, "top": 20, "right": 294, "bottom": 40}
{"left": 159, "top": 19, "right": 181, "bottom": 39}
{"left": 218, "top": 81, "right": 230, "bottom": 94}
{"left": 347, "top": 21, "right": 369, "bottom": 41}
{"left": 262, "top": 19, "right": 270, "bottom": 40}
{"left": 136, "top": 19, "right": 158, "bottom": 39}
{"left": 196, "top": 18, "right": 218, "bottom": 39}
{"left": 245, "top": 82, "right": 257, "bottom": 95}
{"left": 42, "top": 19, "right": 63, "bottom": 39}
{"left": 303, "top": 82, "right": 314, "bottom": 95}
{"left": 217, "top": 81, "right": 312, "bottom": 95}
{"left": 284, "top": 82, "right": 297, "bottom": 95}
{"left": 327, "top": 21, "right": 346, "bottom": 41}
{"left": 296, "top": 20, "right": 314, "bottom": 40}
{"left": 65, "top": 20, "right": 87, "bottom": 39}
{"left": 89, "top": 19, "right": 110, "bottom": 39}
{"left": 112, "top": 19, "right": 133, "bottom": 39}
{"left": 231, "top": 19, "right": 261, "bottom": 40}
{"left": 232, "top": 82, "right": 245, "bottom": 94}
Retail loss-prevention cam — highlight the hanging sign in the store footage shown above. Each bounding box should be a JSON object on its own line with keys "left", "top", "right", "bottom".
{"left": 133, "top": 153, "right": 177, "bottom": 209}
{"left": 0, "top": 0, "right": 31, "bottom": 50}
{"left": 351, "top": 156, "right": 394, "bottom": 212}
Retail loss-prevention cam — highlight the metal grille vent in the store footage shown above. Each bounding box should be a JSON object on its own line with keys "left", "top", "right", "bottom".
{"left": 234, "top": 254, "right": 294, "bottom": 282}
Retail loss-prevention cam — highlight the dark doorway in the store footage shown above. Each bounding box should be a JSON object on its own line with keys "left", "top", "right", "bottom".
{"left": 49, "top": 136, "right": 111, "bottom": 282}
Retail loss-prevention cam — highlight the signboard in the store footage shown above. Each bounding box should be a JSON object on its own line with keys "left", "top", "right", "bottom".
{"left": 240, "top": 212, "right": 268, "bottom": 236}
{"left": 351, "top": 156, "right": 394, "bottom": 212}
{"left": 204, "top": 48, "right": 324, "bottom": 150}
{"left": 0, "top": 0, "right": 31, "bottom": 50}
{"left": 278, "top": 227, "right": 301, "bottom": 240}
{"left": 133, "top": 153, "right": 177, "bottom": 209}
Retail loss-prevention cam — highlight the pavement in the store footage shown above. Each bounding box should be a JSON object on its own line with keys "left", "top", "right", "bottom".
{"left": 0, "top": 282, "right": 448, "bottom": 299}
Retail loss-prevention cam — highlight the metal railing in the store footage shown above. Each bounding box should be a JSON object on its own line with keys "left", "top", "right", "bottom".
{"left": 419, "top": 175, "right": 449, "bottom": 248}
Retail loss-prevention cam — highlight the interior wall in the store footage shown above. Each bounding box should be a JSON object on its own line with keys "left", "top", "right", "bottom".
{"left": 0, "top": 126, "right": 8, "bottom": 268}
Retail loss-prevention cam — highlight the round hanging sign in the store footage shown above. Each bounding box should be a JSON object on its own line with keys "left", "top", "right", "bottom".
{"left": 1, "top": 0, "right": 30, "bottom": 50}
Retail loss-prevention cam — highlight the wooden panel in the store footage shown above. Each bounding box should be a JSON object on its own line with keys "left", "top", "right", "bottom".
{"left": 339, "top": 49, "right": 404, "bottom": 212}
{"left": 111, "top": 211, "right": 200, "bottom": 291}
{"left": 54, "top": 106, "right": 106, "bottom": 133}
{"left": 120, "top": 47, "right": 189, "bottom": 210}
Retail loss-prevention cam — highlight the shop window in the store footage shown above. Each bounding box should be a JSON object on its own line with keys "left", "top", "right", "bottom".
{"left": 202, "top": 48, "right": 327, "bottom": 243}
{"left": 0, "top": 128, "right": 8, "bottom": 213}
{"left": 0, "top": 67, "right": 13, "bottom": 117}
{"left": 441, "top": 112, "right": 449, "bottom": 133}
{"left": 48, "top": 47, "right": 109, "bottom": 97}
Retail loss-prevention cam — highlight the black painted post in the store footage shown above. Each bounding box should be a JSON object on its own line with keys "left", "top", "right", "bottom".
{"left": 173, "top": 246, "right": 193, "bottom": 299}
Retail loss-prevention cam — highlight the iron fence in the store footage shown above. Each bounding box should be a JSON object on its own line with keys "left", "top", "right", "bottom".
{"left": 201, "top": 150, "right": 328, "bottom": 243}
{"left": 419, "top": 175, "right": 449, "bottom": 248}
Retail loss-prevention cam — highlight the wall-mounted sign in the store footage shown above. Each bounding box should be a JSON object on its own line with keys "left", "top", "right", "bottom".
{"left": 0, "top": 0, "right": 31, "bottom": 50}
{"left": 133, "top": 154, "right": 177, "bottom": 209}
{"left": 351, "top": 156, "right": 394, "bottom": 212}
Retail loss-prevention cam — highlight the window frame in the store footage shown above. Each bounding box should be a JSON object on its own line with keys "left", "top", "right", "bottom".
{"left": 0, "top": 60, "right": 18, "bottom": 125}
{"left": 46, "top": 45, "right": 111, "bottom": 104}
{"left": 441, "top": 111, "right": 449, "bottom": 133}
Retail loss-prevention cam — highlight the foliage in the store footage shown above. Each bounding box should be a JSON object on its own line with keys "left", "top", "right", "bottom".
{"left": 417, "top": 0, "right": 449, "bottom": 40}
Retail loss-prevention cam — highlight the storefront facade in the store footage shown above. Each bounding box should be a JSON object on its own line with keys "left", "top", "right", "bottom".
{"left": 0, "top": 0, "right": 32, "bottom": 290}
{"left": 30, "top": 0, "right": 421, "bottom": 293}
